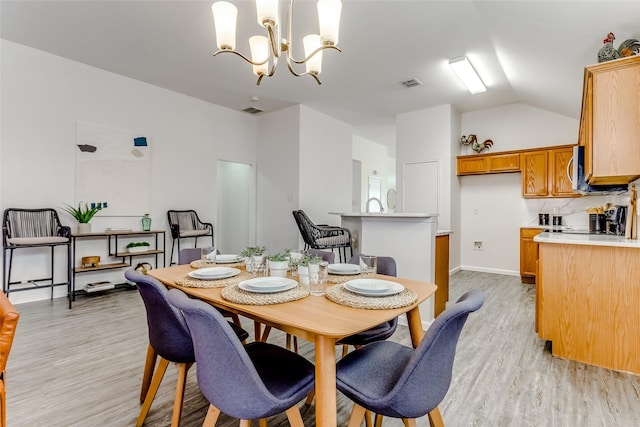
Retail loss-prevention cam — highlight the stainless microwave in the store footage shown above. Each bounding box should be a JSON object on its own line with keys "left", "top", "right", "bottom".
{"left": 571, "top": 146, "right": 628, "bottom": 195}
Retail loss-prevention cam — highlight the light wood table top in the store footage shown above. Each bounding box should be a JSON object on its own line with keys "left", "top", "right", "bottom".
{"left": 148, "top": 264, "right": 437, "bottom": 427}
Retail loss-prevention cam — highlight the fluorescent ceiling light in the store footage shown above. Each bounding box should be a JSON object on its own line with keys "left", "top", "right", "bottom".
{"left": 449, "top": 56, "right": 486, "bottom": 94}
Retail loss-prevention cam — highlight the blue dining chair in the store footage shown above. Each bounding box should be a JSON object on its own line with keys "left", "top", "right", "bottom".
{"left": 167, "top": 288, "right": 315, "bottom": 427}
{"left": 178, "top": 247, "right": 202, "bottom": 265}
{"left": 336, "top": 289, "right": 484, "bottom": 427}
{"left": 178, "top": 248, "right": 242, "bottom": 327}
{"left": 124, "top": 270, "right": 249, "bottom": 427}
{"left": 306, "top": 248, "right": 336, "bottom": 263}
{"left": 338, "top": 256, "right": 399, "bottom": 354}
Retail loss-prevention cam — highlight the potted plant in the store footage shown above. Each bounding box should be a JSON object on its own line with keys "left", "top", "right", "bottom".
{"left": 298, "top": 254, "right": 322, "bottom": 285}
{"left": 241, "top": 246, "right": 266, "bottom": 272}
{"left": 61, "top": 202, "right": 103, "bottom": 233}
{"left": 126, "top": 242, "right": 150, "bottom": 253}
{"left": 267, "top": 250, "right": 290, "bottom": 277}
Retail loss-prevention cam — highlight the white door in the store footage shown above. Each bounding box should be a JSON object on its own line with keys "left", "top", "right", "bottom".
{"left": 403, "top": 161, "right": 439, "bottom": 213}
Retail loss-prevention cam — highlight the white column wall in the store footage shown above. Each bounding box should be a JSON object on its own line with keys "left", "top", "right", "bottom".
{"left": 396, "top": 104, "right": 460, "bottom": 270}
{"left": 298, "top": 105, "right": 353, "bottom": 227}
{"left": 255, "top": 106, "right": 301, "bottom": 253}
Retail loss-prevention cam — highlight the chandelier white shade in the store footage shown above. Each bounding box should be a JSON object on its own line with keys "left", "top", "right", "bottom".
{"left": 211, "top": 0, "right": 342, "bottom": 85}
{"left": 449, "top": 56, "right": 486, "bottom": 94}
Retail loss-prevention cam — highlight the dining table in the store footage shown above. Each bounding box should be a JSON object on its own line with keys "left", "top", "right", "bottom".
{"left": 147, "top": 263, "right": 439, "bottom": 427}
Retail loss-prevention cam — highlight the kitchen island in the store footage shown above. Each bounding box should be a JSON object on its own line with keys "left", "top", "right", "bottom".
{"left": 332, "top": 212, "right": 438, "bottom": 328}
{"left": 534, "top": 232, "right": 640, "bottom": 374}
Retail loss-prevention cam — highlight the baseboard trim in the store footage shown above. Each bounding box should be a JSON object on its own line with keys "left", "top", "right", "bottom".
{"left": 457, "top": 265, "right": 519, "bottom": 276}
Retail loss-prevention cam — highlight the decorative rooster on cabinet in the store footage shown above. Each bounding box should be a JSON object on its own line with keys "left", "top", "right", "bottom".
{"left": 460, "top": 134, "right": 494, "bottom": 153}
{"left": 597, "top": 32, "right": 640, "bottom": 63}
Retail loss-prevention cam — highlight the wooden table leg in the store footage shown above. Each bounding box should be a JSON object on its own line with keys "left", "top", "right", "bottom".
{"left": 406, "top": 307, "right": 425, "bottom": 347}
{"left": 315, "top": 335, "right": 337, "bottom": 427}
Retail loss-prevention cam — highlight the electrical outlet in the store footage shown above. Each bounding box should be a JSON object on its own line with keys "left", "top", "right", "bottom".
{"left": 473, "top": 241, "right": 483, "bottom": 250}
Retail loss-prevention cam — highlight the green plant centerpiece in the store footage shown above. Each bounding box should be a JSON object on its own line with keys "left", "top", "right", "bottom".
{"left": 267, "top": 250, "right": 290, "bottom": 277}
{"left": 298, "top": 254, "right": 322, "bottom": 284}
{"left": 267, "top": 249, "right": 290, "bottom": 262}
{"left": 241, "top": 246, "right": 266, "bottom": 273}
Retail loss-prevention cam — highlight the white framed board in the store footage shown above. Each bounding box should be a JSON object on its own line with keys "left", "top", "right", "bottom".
{"left": 75, "top": 121, "right": 151, "bottom": 216}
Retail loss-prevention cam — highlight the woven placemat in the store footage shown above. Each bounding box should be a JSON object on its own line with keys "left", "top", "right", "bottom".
{"left": 221, "top": 283, "right": 310, "bottom": 305}
{"left": 176, "top": 270, "right": 252, "bottom": 288}
{"left": 327, "top": 273, "right": 362, "bottom": 284}
{"left": 324, "top": 284, "right": 417, "bottom": 309}
{"left": 190, "top": 260, "right": 245, "bottom": 269}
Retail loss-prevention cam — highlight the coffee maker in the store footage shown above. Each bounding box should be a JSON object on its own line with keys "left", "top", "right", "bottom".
{"left": 605, "top": 205, "right": 627, "bottom": 236}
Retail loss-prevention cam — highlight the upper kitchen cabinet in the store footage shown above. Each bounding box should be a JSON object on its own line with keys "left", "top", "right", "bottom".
{"left": 578, "top": 55, "right": 640, "bottom": 185}
{"left": 457, "top": 151, "right": 520, "bottom": 175}
{"left": 521, "top": 151, "right": 548, "bottom": 197}
{"left": 521, "top": 146, "right": 580, "bottom": 198}
{"left": 550, "top": 147, "right": 579, "bottom": 197}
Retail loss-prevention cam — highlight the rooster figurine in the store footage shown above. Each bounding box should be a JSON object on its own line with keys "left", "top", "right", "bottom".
{"left": 460, "top": 134, "right": 494, "bottom": 153}
{"left": 597, "top": 32, "right": 640, "bottom": 63}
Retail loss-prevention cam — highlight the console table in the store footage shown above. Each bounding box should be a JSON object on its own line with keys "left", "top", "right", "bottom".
{"left": 71, "top": 230, "right": 165, "bottom": 307}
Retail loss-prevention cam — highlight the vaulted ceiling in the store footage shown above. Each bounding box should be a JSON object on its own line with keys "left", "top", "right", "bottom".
{"left": 2, "top": 1, "right": 639, "bottom": 146}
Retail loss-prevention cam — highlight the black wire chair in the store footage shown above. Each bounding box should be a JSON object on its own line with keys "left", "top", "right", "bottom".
{"left": 167, "top": 210, "right": 213, "bottom": 265}
{"left": 292, "top": 209, "right": 352, "bottom": 263}
{"left": 2, "top": 208, "right": 72, "bottom": 307}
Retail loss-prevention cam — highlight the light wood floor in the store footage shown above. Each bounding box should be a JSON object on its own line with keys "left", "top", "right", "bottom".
{"left": 6, "top": 271, "right": 640, "bottom": 426}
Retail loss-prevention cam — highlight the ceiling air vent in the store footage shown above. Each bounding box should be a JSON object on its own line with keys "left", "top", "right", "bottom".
{"left": 400, "top": 78, "right": 423, "bottom": 88}
{"left": 242, "top": 106, "right": 264, "bottom": 114}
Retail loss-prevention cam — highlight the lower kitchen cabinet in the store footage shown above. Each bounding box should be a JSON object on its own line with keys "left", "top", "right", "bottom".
{"left": 537, "top": 239, "right": 640, "bottom": 374}
{"left": 520, "top": 228, "right": 542, "bottom": 284}
{"left": 434, "top": 233, "right": 450, "bottom": 317}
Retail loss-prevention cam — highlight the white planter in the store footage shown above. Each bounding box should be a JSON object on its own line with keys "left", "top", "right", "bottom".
{"left": 128, "top": 246, "right": 149, "bottom": 253}
{"left": 78, "top": 223, "right": 91, "bottom": 234}
{"left": 268, "top": 260, "right": 289, "bottom": 277}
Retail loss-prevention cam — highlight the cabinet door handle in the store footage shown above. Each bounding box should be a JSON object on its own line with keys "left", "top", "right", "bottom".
{"left": 567, "top": 156, "right": 574, "bottom": 184}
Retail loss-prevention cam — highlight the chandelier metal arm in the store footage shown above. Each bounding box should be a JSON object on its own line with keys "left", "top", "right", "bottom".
{"left": 288, "top": 44, "right": 341, "bottom": 65}
{"left": 213, "top": 49, "right": 269, "bottom": 67}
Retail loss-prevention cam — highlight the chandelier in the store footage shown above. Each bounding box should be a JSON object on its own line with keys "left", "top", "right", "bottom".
{"left": 211, "top": 0, "right": 342, "bottom": 85}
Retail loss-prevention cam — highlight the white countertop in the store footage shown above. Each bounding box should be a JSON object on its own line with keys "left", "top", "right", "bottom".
{"left": 331, "top": 212, "right": 438, "bottom": 219}
{"left": 534, "top": 231, "right": 640, "bottom": 248}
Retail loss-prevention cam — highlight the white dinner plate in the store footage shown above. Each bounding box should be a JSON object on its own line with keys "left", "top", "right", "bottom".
{"left": 343, "top": 279, "right": 404, "bottom": 296}
{"left": 238, "top": 277, "right": 298, "bottom": 293}
{"left": 328, "top": 263, "right": 361, "bottom": 275}
{"left": 215, "top": 254, "right": 241, "bottom": 264}
{"left": 189, "top": 267, "right": 241, "bottom": 280}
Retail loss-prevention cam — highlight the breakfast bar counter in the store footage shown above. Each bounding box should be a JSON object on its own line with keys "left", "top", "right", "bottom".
{"left": 535, "top": 232, "right": 640, "bottom": 374}
{"left": 534, "top": 231, "right": 640, "bottom": 248}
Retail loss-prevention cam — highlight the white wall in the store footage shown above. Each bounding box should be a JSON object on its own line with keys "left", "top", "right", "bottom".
{"left": 458, "top": 103, "right": 626, "bottom": 275}
{"left": 1, "top": 40, "right": 257, "bottom": 303}
{"left": 352, "top": 135, "right": 396, "bottom": 212}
